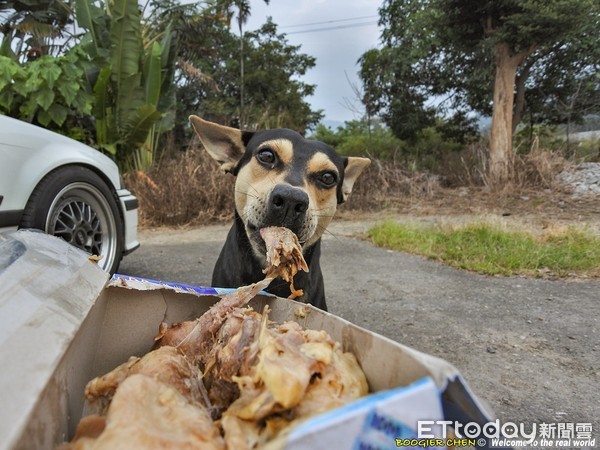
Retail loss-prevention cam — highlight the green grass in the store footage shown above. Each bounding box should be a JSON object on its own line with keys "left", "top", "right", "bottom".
{"left": 368, "top": 220, "right": 600, "bottom": 277}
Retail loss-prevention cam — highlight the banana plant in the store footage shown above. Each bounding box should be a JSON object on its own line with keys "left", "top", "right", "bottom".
{"left": 138, "top": 21, "right": 177, "bottom": 171}
{"left": 74, "top": 0, "right": 177, "bottom": 171}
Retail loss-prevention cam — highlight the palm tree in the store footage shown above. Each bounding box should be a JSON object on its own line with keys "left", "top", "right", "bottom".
{"left": 236, "top": 0, "right": 250, "bottom": 127}
{"left": 212, "top": 0, "right": 270, "bottom": 128}
{"left": 230, "top": 0, "right": 270, "bottom": 128}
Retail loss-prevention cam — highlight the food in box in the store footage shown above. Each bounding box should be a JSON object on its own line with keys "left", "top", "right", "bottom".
{"left": 0, "top": 230, "right": 502, "bottom": 450}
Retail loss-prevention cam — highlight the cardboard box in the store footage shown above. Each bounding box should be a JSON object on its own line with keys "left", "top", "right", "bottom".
{"left": 0, "top": 230, "right": 501, "bottom": 450}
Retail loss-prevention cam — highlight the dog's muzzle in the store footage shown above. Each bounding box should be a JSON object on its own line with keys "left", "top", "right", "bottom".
{"left": 244, "top": 184, "right": 318, "bottom": 257}
{"left": 265, "top": 185, "right": 309, "bottom": 234}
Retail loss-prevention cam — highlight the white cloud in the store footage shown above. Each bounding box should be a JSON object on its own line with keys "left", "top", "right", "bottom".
{"left": 245, "top": 0, "right": 382, "bottom": 123}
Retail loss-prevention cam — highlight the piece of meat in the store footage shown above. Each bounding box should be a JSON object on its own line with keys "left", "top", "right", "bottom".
{"left": 220, "top": 310, "right": 369, "bottom": 447}
{"left": 155, "top": 277, "right": 272, "bottom": 364}
{"left": 155, "top": 227, "right": 306, "bottom": 366}
{"left": 202, "top": 308, "right": 263, "bottom": 417}
{"left": 294, "top": 339, "right": 369, "bottom": 418}
{"left": 83, "top": 357, "right": 139, "bottom": 409}
{"left": 220, "top": 416, "right": 262, "bottom": 450}
{"left": 224, "top": 310, "right": 330, "bottom": 423}
{"left": 66, "top": 374, "right": 225, "bottom": 450}
{"left": 260, "top": 226, "right": 309, "bottom": 299}
{"left": 72, "top": 416, "right": 106, "bottom": 441}
{"left": 85, "top": 346, "right": 207, "bottom": 411}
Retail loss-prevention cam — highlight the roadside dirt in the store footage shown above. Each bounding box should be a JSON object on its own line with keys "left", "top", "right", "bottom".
{"left": 339, "top": 186, "right": 600, "bottom": 235}
{"left": 119, "top": 188, "right": 600, "bottom": 446}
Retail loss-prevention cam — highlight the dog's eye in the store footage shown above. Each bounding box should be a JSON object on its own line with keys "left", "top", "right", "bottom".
{"left": 319, "top": 171, "right": 337, "bottom": 187}
{"left": 257, "top": 149, "right": 276, "bottom": 166}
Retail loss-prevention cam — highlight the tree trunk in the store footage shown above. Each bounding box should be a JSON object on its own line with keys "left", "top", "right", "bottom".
{"left": 239, "top": 22, "right": 245, "bottom": 128}
{"left": 488, "top": 43, "right": 531, "bottom": 188}
{"left": 512, "top": 60, "right": 533, "bottom": 134}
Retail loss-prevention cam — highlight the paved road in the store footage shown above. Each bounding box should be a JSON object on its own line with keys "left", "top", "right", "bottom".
{"left": 119, "top": 221, "right": 600, "bottom": 438}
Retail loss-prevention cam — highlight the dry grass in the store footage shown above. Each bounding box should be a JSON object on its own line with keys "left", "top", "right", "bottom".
{"left": 124, "top": 145, "right": 235, "bottom": 227}
{"left": 124, "top": 141, "right": 576, "bottom": 228}
{"left": 340, "top": 158, "right": 441, "bottom": 211}
{"left": 124, "top": 144, "right": 443, "bottom": 227}
{"left": 452, "top": 141, "right": 568, "bottom": 191}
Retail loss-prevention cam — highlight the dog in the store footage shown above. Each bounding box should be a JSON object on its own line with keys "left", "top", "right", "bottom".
{"left": 190, "top": 116, "right": 370, "bottom": 311}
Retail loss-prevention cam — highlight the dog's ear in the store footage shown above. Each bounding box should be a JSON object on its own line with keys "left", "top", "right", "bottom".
{"left": 189, "top": 116, "right": 250, "bottom": 173}
{"left": 341, "top": 157, "right": 370, "bottom": 203}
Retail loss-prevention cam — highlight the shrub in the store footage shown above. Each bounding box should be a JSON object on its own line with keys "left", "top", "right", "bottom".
{"left": 124, "top": 145, "right": 235, "bottom": 226}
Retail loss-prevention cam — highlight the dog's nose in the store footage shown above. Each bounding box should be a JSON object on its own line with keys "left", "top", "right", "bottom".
{"left": 269, "top": 185, "right": 309, "bottom": 226}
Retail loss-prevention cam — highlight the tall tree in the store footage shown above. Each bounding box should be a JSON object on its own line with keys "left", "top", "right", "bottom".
{"left": 231, "top": 0, "right": 270, "bottom": 127}
{"left": 241, "top": 20, "right": 322, "bottom": 131}
{"left": 361, "top": 0, "right": 600, "bottom": 186}
{"left": 176, "top": 15, "right": 322, "bottom": 134}
{"left": 191, "top": 0, "right": 272, "bottom": 127}
{"left": 235, "top": 0, "right": 250, "bottom": 127}
{"left": 0, "top": 0, "right": 74, "bottom": 59}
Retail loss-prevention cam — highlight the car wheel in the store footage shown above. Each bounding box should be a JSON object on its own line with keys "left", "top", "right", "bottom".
{"left": 20, "top": 166, "right": 124, "bottom": 274}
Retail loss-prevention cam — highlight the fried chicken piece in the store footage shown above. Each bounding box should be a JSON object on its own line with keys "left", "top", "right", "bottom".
{"left": 155, "top": 277, "right": 272, "bottom": 364}
{"left": 220, "top": 416, "right": 262, "bottom": 450}
{"left": 85, "top": 346, "right": 207, "bottom": 411}
{"left": 260, "top": 226, "right": 309, "bottom": 299}
{"left": 72, "top": 415, "right": 106, "bottom": 441}
{"left": 224, "top": 311, "right": 316, "bottom": 422}
{"left": 294, "top": 339, "right": 369, "bottom": 418}
{"left": 220, "top": 311, "right": 369, "bottom": 449}
{"left": 66, "top": 375, "right": 225, "bottom": 450}
{"left": 155, "top": 227, "right": 307, "bottom": 367}
{"left": 202, "top": 308, "right": 263, "bottom": 417}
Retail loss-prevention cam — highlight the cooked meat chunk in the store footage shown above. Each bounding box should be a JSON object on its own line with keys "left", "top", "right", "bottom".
{"left": 66, "top": 375, "right": 225, "bottom": 450}
{"left": 260, "top": 226, "right": 308, "bottom": 298}
{"left": 85, "top": 346, "right": 207, "bottom": 411}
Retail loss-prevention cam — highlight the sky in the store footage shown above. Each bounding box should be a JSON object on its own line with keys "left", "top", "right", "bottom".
{"left": 243, "top": 0, "right": 383, "bottom": 125}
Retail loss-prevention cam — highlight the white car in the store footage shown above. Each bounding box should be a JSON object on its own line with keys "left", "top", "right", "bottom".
{"left": 0, "top": 115, "right": 139, "bottom": 274}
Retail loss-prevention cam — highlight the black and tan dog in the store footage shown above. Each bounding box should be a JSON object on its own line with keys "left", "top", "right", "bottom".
{"left": 190, "top": 116, "right": 370, "bottom": 311}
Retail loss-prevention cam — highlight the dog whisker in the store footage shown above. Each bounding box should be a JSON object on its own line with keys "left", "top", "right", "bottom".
{"left": 308, "top": 208, "right": 337, "bottom": 219}
{"left": 315, "top": 223, "right": 344, "bottom": 243}
{"left": 311, "top": 213, "right": 336, "bottom": 219}
{"left": 235, "top": 190, "right": 259, "bottom": 200}
{"left": 308, "top": 205, "right": 336, "bottom": 213}
{"left": 234, "top": 179, "right": 261, "bottom": 196}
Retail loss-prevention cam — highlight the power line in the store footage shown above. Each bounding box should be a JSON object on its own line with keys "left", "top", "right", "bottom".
{"left": 286, "top": 21, "right": 379, "bottom": 35}
{"left": 280, "top": 15, "right": 379, "bottom": 29}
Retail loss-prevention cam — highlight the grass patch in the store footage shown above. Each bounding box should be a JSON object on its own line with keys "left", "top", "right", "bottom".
{"left": 368, "top": 220, "right": 600, "bottom": 277}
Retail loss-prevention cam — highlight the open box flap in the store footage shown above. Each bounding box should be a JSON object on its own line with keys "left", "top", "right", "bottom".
{"left": 0, "top": 230, "right": 108, "bottom": 449}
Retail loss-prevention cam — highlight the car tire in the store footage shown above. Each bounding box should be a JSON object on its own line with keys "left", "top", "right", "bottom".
{"left": 20, "top": 165, "right": 124, "bottom": 274}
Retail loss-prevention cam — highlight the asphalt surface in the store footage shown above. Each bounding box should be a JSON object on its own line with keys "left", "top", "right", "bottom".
{"left": 118, "top": 220, "right": 600, "bottom": 442}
